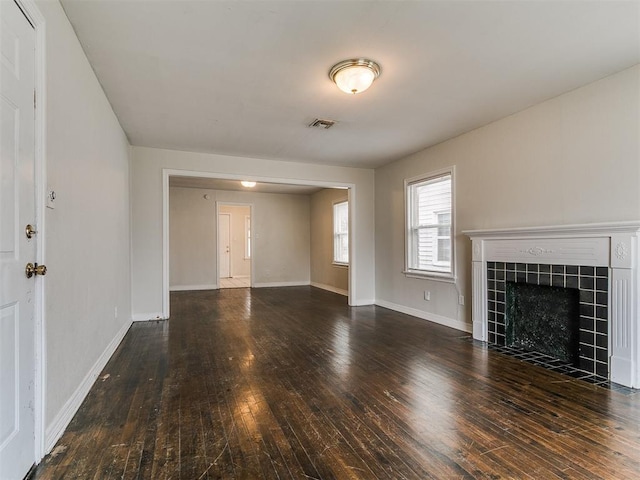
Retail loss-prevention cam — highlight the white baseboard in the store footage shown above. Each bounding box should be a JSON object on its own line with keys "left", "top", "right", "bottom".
{"left": 350, "top": 298, "right": 375, "bottom": 306}
{"left": 169, "top": 284, "right": 217, "bottom": 292}
{"left": 375, "top": 299, "right": 471, "bottom": 333}
{"left": 45, "top": 318, "right": 132, "bottom": 453}
{"left": 310, "top": 282, "right": 348, "bottom": 297}
{"left": 253, "top": 281, "right": 310, "bottom": 288}
{"left": 132, "top": 312, "right": 165, "bottom": 322}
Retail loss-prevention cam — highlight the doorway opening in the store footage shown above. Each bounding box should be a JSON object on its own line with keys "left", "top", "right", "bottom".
{"left": 217, "top": 203, "right": 252, "bottom": 289}
{"left": 163, "top": 171, "right": 357, "bottom": 318}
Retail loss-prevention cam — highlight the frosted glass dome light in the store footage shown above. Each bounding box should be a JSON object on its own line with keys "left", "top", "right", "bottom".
{"left": 329, "top": 59, "right": 381, "bottom": 95}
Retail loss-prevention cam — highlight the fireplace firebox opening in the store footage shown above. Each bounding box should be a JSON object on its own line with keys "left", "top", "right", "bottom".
{"left": 505, "top": 282, "right": 580, "bottom": 365}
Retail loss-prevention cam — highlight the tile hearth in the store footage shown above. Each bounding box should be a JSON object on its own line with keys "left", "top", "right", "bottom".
{"left": 466, "top": 337, "right": 637, "bottom": 394}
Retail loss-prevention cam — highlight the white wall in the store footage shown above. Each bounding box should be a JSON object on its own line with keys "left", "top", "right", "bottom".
{"left": 310, "top": 189, "right": 349, "bottom": 294}
{"left": 37, "top": 0, "right": 131, "bottom": 443}
{"left": 375, "top": 65, "right": 640, "bottom": 331}
{"left": 131, "top": 146, "right": 375, "bottom": 317}
{"left": 169, "top": 187, "right": 310, "bottom": 289}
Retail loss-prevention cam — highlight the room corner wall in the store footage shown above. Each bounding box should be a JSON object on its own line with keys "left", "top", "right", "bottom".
{"left": 37, "top": 0, "right": 132, "bottom": 449}
{"left": 310, "top": 189, "right": 349, "bottom": 295}
{"left": 169, "top": 187, "right": 311, "bottom": 290}
{"left": 375, "top": 65, "right": 640, "bottom": 332}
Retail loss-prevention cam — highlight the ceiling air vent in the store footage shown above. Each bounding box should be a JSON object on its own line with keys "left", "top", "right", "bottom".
{"left": 308, "top": 118, "right": 335, "bottom": 129}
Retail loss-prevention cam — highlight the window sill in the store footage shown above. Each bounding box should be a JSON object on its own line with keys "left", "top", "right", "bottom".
{"left": 402, "top": 270, "right": 456, "bottom": 283}
{"left": 332, "top": 262, "right": 349, "bottom": 269}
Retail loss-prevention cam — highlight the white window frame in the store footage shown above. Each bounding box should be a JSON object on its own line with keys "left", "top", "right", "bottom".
{"left": 333, "top": 200, "right": 349, "bottom": 266}
{"left": 404, "top": 167, "right": 456, "bottom": 282}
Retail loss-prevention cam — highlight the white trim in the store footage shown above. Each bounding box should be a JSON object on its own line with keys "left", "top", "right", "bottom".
{"left": 14, "top": 0, "right": 47, "bottom": 463}
{"left": 162, "top": 172, "right": 170, "bottom": 318}
{"left": 253, "top": 281, "right": 310, "bottom": 288}
{"left": 217, "top": 211, "right": 232, "bottom": 278}
{"left": 402, "top": 271, "right": 457, "bottom": 283}
{"left": 45, "top": 320, "right": 132, "bottom": 452}
{"left": 350, "top": 298, "right": 375, "bottom": 306}
{"left": 170, "top": 284, "right": 217, "bottom": 291}
{"left": 162, "top": 168, "right": 352, "bottom": 190}
{"left": 244, "top": 214, "right": 251, "bottom": 260}
{"left": 347, "top": 186, "right": 355, "bottom": 305}
{"left": 375, "top": 299, "right": 471, "bottom": 333}
{"left": 162, "top": 169, "right": 357, "bottom": 309}
{"left": 132, "top": 312, "right": 165, "bottom": 322}
{"left": 463, "top": 221, "right": 640, "bottom": 239}
{"left": 310, "top": 282, "right": 348, "bottom": 297}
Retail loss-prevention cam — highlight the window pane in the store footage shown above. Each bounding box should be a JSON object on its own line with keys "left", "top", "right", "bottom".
{"left": 407, "top": 172, "right": 452, "bottom": 274}
{"left": 335, "top": 233, "right": 348, "bottom": 263}
{"left": 413, "top": 226, "right": 451, "bottom": 269}
{"left": 437, "top": 238, "right": 451, "bottom": 262}
{"left": 437, "top": 212, "right": 451, "bottom": 225}
{"left": 333, "top": 201, "right": 349, "bottom": 263}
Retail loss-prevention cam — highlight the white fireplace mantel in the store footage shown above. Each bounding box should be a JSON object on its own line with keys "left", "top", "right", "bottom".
{"left": 464, "top": 221, "right": 640, "bottom": 388}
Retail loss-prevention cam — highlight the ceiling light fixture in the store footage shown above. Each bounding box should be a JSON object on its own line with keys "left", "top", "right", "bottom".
{"left": 329, "top": 58, "right": 381, "bottom": 95}
{"left": 241, "top": 181, "right": 256, "bottom": 188}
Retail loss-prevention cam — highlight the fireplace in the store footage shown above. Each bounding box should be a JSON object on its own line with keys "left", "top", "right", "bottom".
{"left": 464, "top": 223, "right": 640, "bottom": 388}
{"left": 488, "top": 262, "right": 607, "bottom": 377}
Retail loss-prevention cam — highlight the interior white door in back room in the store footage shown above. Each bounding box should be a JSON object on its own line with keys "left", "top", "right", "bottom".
{"left": 0, "top": 1, "right": 39, "bottom": 477}
{"left": 219, "top": 213, "right": 231, "bottom": 279}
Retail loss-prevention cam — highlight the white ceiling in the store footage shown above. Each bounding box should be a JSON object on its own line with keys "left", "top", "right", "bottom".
{"left": 169, "top": 176, "right": 324, "bottom": 195}
{"left": 60, "top": 0, "right": 640, "bottom": 169}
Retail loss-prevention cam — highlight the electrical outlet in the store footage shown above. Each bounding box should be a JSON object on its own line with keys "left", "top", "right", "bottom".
{"left": 424, "top": 290, "right": 431, "bottom": 301}
{"left": 458, "top": 295, "right": 465, "bottom": 306}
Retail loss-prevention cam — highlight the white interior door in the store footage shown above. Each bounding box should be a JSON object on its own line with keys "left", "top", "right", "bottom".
{"left": 0, "top": 1, "right": 38, "bottom": 478}
{"left": 219, "top": 213, "right": 231, "bottom": 279}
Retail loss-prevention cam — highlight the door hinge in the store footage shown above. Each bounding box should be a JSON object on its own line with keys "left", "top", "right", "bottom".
{"left": 34, "top": 90, "right": 36, "bottom": 109}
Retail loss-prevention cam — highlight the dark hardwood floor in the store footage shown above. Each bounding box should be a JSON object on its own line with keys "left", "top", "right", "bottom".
{"left": 32, "top": 287, "right": 640, "bottom": 479}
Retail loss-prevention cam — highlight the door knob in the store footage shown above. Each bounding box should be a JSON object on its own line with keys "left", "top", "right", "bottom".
{"left": 25, "top": 224, "right": 37, "bottom": 239}
{"left": 25, "top": 262, "right": 47, "bottom": 278}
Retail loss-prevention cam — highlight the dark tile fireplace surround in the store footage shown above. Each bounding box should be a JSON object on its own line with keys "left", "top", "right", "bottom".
{"left": 487, "top": 262, "right": 608, "bottom": 379}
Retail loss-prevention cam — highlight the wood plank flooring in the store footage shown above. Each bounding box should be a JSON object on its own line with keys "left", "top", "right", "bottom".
{"left": 32, "top": 287, "right": 640, "bottom": 479}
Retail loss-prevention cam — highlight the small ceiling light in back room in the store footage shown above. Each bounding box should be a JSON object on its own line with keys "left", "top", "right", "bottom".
{"left": 329, "top": 58, "right": 381, "bottom": 95}
{"left": 241, "top": 181, "right": 256, "bottom": 188}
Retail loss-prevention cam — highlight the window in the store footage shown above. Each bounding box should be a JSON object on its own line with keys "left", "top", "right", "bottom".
{"left": 333, "top": 201, "right": 349, "bottom": 265}
{"left": 244, "top": 215, "right": 251, "bottom": 259}
{"left": 405, "top": 168, "right": 454, "bottom": 278}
